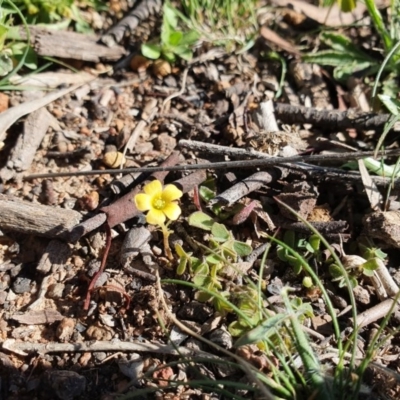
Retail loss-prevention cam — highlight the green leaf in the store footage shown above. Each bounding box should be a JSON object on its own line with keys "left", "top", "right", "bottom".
{"left": 228, "top": 320, "right": 248, "bottom": 337}
{"left": 12, "top": 45, "right": 37, "bottom": 70}
{"left": 199, "top": 186, "right": 215, "bottom": 202}
{"left": 176, "top": 257, "right": 187, "bottom": 275}
{"left": 333, "top": 61, "right": 375, "bottom": 81}
{"left": 191, "top": 259, "right": 209, "bottom": 275}
{"left": 283, "top": 230, "right": 295, "bottom": 248}
{"left": 161, "top": 20, "right": 171, "bottom": 45}
{"left": 173, "top": 47, "right": 193, "bottom": 61}
{"left": 162, "top": 49, "right": 176, "bottom": 63}
{"left": 195, "top": 290, "right": 213, "bottom": 302}
{"left": 141, "top": 43, "right": 161, "bottom": 59}
{"left": 178, "top": 30, "right": 200, "bottom": 46}
{"left": 232, "top": 240, "right": 252, "bottom": 257}
{"left": 329, "top": 264, "right": 343, "bottom": 279}
{"left": 163, "top": 2, "right": 178, "bottom": 29}
{"left": 303, "top": 51, "right": 371, "bottom": 67}
{"left": 308, "top": 234, "right": 321, "bottom": 252}
{"left": 188, "top": 211, "right": 214, "bottom": 231}
{"left": 193, "top": 273, "right": 209, "bottom": 287}
{"left": 338, "top": 0, "right": 357, "bottom": 12}
{"left": 378, "top": 94, "right": 400, "bottom": 115}
{"left": 0, "top": 53, "right": 13, "bottom": 76}
{"left": 362, "top": 258, "right": 380, "bottom": 273}
{"left": 206, "top": 253, "right": 223, "bottom": 264}
{"left": 320, "top": 32, "right": 368, "bottom": 56}
{"left": 290, "top": 259, "right": 303, "bottom": 275}
{"left": 213, "top": 292, "right": 233, "bottom": 314}
{"left": 168, "top": 30, "right": 183, "bottom": 46}
{"left": 277, "top": 246, "right": 289, "bottom": 261}
{"left": 211, "top": 222, "right": 230, "bottom": 242}
{"left": 234, "top": 313, "right": 287, "bottom": 347}
{"left": 349, "top": 276, "right": 358, "bottom": 288}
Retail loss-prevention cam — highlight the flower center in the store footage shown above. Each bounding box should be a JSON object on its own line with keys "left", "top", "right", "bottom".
{"left": 152, "top": 196, "right": 166, "bottom": 210}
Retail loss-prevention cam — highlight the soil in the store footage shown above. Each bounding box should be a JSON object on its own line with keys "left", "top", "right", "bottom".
{"left": 1, "top": 1, "right": 400, "bottom": 399}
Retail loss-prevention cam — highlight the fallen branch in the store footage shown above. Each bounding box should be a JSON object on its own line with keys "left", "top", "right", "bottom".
{"left": 0, "top": 194, "right": 81, "bottom": 239}
{"left": 274, "top": 102, "right": 400, "bottom": 132}
{"left": 2, "top": 338, "right": 217, "bottom": 358}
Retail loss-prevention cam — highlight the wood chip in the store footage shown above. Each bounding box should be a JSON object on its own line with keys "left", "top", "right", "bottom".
{"left": 11, "top": 310, "right": 64, "bottom": 325}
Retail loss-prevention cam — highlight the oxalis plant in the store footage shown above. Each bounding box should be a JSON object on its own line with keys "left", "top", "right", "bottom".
{"left": 141, "top": 2, "right": 199, "bottom": 63}
{"left": 308, "top": 0, "right": 400, "bottom": 111}
{"left": 133, "top": 179, "right": 399, "bottom": 398}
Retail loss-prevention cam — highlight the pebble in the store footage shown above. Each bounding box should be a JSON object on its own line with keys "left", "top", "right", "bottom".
{"left": 0, "top": 290, "right": 7, "bottom": 304}
{"left": 47, "top": 283, "right": 65, "bottom": 299}
{"left": 208, "top": 327, "right": 232, "bottom": 349}
{"left": 56, "top": 318, "right": 76, "bottom": 342}
{"left": 102, "top": 151, "right": 126, "bottom": 168}
{"left": 93, "top": 352, "right": 107, "bottom": 362}
{"left": 177, "top": 301, "right": 213, "bottom": 323}
{"left": 12, "top": 277, "right": 31, "bottom": 294}
{"left": 153, "top": 133, "right": 176, "bottom": 153}
{"left": 153, "top": 59, "right": 171, "bottom": 77}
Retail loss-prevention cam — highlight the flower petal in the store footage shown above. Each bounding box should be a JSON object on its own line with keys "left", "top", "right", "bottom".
{"left": 143, "top": 180, "right": 162, "bottom": 196}
{"left": 146, "top": 209, "right": 166, "bottom": 225}
{"left": 134, "top": 193, "right": 152, "bottom": 211}
{"left": 162, "top": 184, "right": 183, "bottom": 202}
{"left": 163, "top": 202, "right": 181, "bottom": 221}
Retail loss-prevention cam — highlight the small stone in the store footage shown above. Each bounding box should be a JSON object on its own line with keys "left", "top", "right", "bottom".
{"left": 177, "top": 301, "right": 213, "bottom": 323}
{"left": 153, "top": 59, "right": 171, "bottom": 77}
{"left": 12, "top": 277, "right": 31, "bottom": 294}
{"left": 353, "top": 285, "right": 370, "bottom": 305}
{"left": 93, "top": 352, "right": 107, "bottom": 362}
{"left": 153, "top": 133, "right": 176, "bottom": 153}
{"left": 79, "top": 191, "right": 99, "bottom": 211}
{"left": 56, "top": 318, "right": 76, "bottom": 342}
{"left": 79, "top": 352, "right": 92, "bottom": 367}
{"left": 47, "top": 283, "right": 65, "bottom": 299}
{"left": 86, "top": 324, "right": 113, "bottom": 341}
{"left": 40, "top": 370, "right": 86, "bottom": 400}
{"left": 208, "top": 327, "right": 232, "bottom": 349}
{"left": 0, "top": 290, "right": 7, "bottom": 304}
{"left": 102, "top": 151, "right": 126, "bottom": 168}
{"left": 130, "top": 55, "right": 151, "bottom": 72}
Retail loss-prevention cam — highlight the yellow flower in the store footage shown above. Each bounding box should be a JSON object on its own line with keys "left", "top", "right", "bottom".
{"left": 134, "top": 180, "right": 183, "bottom": 226}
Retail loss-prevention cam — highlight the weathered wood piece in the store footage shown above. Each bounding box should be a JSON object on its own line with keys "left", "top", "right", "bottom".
{"left": 0, "top": 108, "right": 53, "bottom": 182}
{"left": 0, "top": 194, "right": 81, "bottom": 239}
{"left": 18, "top": 26, "right": 126, "bottom": 62}
{"left": 274, "top": 102, "right": 400, "bottom": 132}
{"left": 101, "top": 0, "right": 162, "bottom": 46}
{"left": 0, "top": 79, "right": 94, "bottom": 145}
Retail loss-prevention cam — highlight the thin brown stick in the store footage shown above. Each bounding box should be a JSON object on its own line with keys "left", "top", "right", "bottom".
{"left": 24, "top": 148, "right": 400, "bottom": 180}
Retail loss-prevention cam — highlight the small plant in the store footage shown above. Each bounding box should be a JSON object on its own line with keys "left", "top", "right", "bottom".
{"left": 141, "top": 2, "right": 199, "bottom": 63}
{"left": 176, "top": 211, "right": 251, "bottom": 305}
{"left": 10, "top": 0, "right": 98, "bottom": 31}
{"left": 0, "top": 0, "right": 38, "bottom": 86}
{"left": 178, "top": 0, "right": 259, "bottom": 50}
{"left": 276, "top": 230, "right": 321, "bottom": 287}
{"left": 134, "top": 179, "right": 183, "bottom": 260}
{"left": 329, "top": 254, "right": 381, "bottom": 288}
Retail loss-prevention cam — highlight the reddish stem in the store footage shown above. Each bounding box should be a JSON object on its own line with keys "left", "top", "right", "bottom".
{"left": 83, "top": 222, "right": 112, "bottom": 310}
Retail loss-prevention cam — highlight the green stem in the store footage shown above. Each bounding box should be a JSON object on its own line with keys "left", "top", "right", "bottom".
{"left": 364, "top": 0, "right": 392, "bottom": 52}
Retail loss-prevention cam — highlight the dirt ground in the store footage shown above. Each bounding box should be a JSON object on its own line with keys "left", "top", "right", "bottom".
{"left": 1, "top": 1, "right": 400, "bottom": 399}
